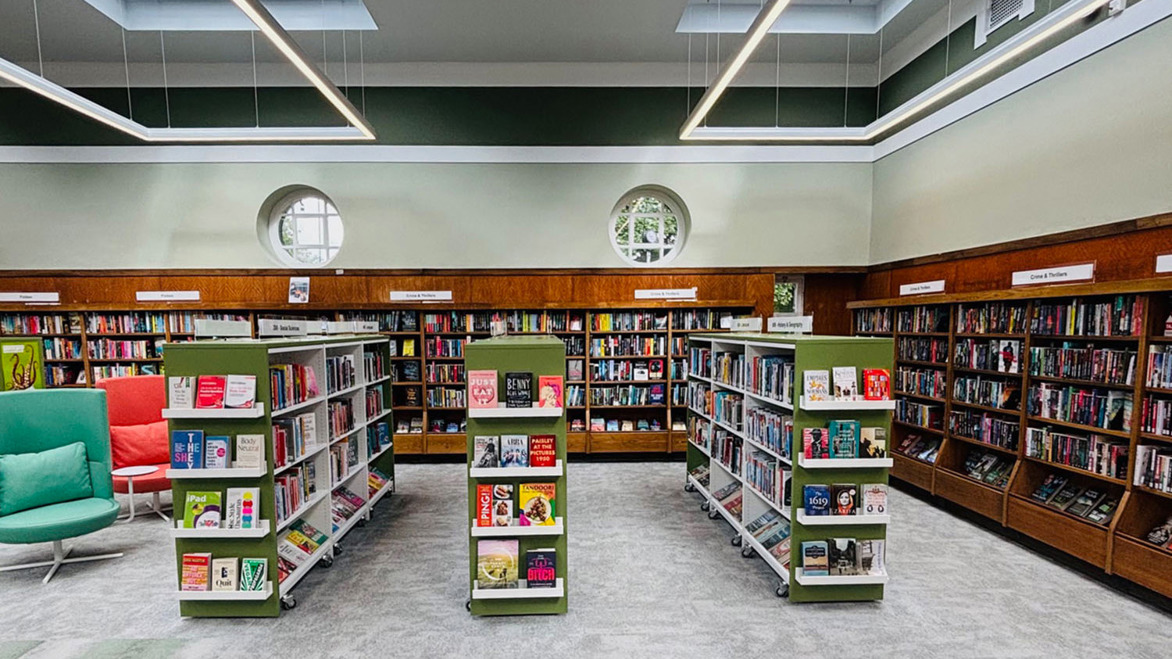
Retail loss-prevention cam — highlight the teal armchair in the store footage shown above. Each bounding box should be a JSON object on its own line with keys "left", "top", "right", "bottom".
{"left": 0, "top": 389, "right": 122, "bottom": 583}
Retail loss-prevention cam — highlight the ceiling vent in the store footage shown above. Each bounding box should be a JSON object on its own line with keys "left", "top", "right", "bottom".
{"left": 976, "top": 0, "right": 1036, "bottom": 46}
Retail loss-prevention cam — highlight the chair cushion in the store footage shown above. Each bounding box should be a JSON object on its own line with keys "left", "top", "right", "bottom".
{"left": 113, "top": 464, "right": 171, "bottom": 494}
{"left": 109, "top": 420, "right": 170, "bottom": 470}
{"left": 0, "top": 441, "right": 94, "bottom": 516}
{"left": 0, "top": 497, "right": 119, "bottom": 545}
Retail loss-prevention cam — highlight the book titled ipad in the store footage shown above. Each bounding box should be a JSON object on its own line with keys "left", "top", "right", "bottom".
{"left": 183, "top": 491, "right": 222, "bottom": 529}
{"left": 168, "top": 376, "right": 194, "bottom": 409}
{"left": 224, "top": 374, "right": 257, "bottom": 409}
{"left": 203, "top": 436, "right": 230, "bottom": 469}
{"left": 803, "top": 370, "right": 830, "bottom": 401}
{"left": 234, "top": 434, "right": 265, "bottom": 469}
{"left": 832, "top": 366, "right": 858, "bottom": 400}
{"left": 194, "top": 375, "right": 227, "bottom": 409}
{"left": 500, "top": 434, "right": 529, "bottom": 468}
{"left": 225, "top": 487, "right": 260, "bottom": 530}
{"left": 211, "top": 557, "right": 239, "bottom": 592}
{"left": 468, "top": 370, "right": 499, "bottom": 409}
{"left": 473, "top": 435, "right": 500, "bottom": 468}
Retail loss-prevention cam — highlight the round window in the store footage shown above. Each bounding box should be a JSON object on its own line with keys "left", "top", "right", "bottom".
{"left": 262, "top": 187, "right": 344, "bottom": 267}
{"left": 609, "top": 186, "right": 689, "bottom": 266}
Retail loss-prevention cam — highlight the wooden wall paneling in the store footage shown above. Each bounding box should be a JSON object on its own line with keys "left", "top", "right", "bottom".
{"left": 153, "top": 275, "right": 269, "bottom": 307}
{"left": 860, "top": 269, "right": 891, "bottom": 301}
{"left": 467, "top": 274, "right": 575, "bottom": 308}
{"left": 803, "top": 274, "right": 862, "bottom": 335}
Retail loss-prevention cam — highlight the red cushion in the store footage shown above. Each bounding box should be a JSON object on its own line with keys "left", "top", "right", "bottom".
{"left": 109, "top": 420, "right": 170, "bottom": 470}
{"left": 113, "top": 464, "right": 170, "bottom": 494}
{"left": 98, "top": 375, "right": 166, "bottom": 426}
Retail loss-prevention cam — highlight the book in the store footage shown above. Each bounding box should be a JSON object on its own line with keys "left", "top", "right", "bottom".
{"left": 537, "top": 375, "right": 563, "bottom": 408}
{"left": 529, "top": 435, "right": 556, "bottom": 468}
{"left": 861, "top": 484, "right": 888, "bottom": 515}
{"left": 476, "top": 484, "right": 493, "bottom": 527}
{"left": 1085, "top": 496, "right": 1119, "bottom": 525}
{"left": 492, "top": 484, "right": 514, "bottom": 527}
{"left": 500, "top": 435, "right": 529, "bottom": 468}
{"left": 1047, "top": 483, "right": 1083, "bottom": 510}
{"left": 621, "top": 420, "right": 634, "bottom": 432}
{"left": 240, "top": 558, "right": 267, "bottom": 591}
{"left": 1030, "top": 474, "right": 1068, "bottom": 503}
{"left": 477, "top": 539, "right": 519, "bottom": 589}
{"left": 860, "top": 427, "right": 887, "bottom": 458}
{"left": 1065, "top": 489, "right": 1105, "bottom": 518}
{"left": 800, "top": 540, "right": 829, "bottom": 576}
{"left": 803, "top": 428, "right": 829, "bottom": 459}
{"left": 832, "top": 366, "right": 858, "bottom": 400}
{"left": 831, "top": 484, "right": 858, "bottom": 515}
{"left": 180, "top": 553, "right": 212, "bottom": 591}
{"left": 1146, "top": 516, "right": 1172, "bottom": 546}
{"left": 649, "top": 384, "right": 665, "bottom": 405}
{"left": 803, "top": 484, "right": 831, "bottom": 516}
{"left": 526, "top": 548, "right": 557, "bottom": 588}
{"left": 170, "top": 429, "right": 204, "bottom": 470}
{"left": 473, "top": 436, "right": 500, "bottom": 469}
{"left": 633, "top": 362, "right": 649, "bottom": 381}
{"left": 225, "top": 488, "right": 260, "bottom": 530}
{"left": 194, "top": 375, "right": 227, "bottom": 409}
{"left": 998, "top": 340, "right": 1020, "bottom": 374}
{"left": 567, "top": 360, "right": 584, "bottom": 381}
{"left": 183, "top": 491, "right": 222, "bottom": 529}
{"left": 468, "top": 370, "right": 498, "bottom": 409}
{"left": 519, "top": 482, "right": 556, "bottom": 526}
{"left": 829, "top": 537, "right": 858, "bottom": 575}
{"left": 803, "top": 370, "right": 830, "bottom": 401}
{"left": 590, "top": 417, "right": 605, "bottom": 432}
{"left": 234, "top": 434, "right": 265, "bottom": 469}
{"left": 863, "top": 369, "right": 890, "bottom": 400}
{"left": 211, "top": 557, "right": 239, "bottom": 592}
{"left": 857, "top": 539, "right": 885, "bottom": 575}
{"left": 828, "top": 420, "right": 860, "bottom": 459}
{"left": 606, "top": 419, "right": 619, "bottom": 432}
{"left": 203, "top": 436, "right": 230, "bottom": 469}
{"left": 505, "top": 372, "right": 532, "bottom": 408}
{"left": 223, "top": 374, "right": 256, "bottom": 409}
{"left": 168, "top": 376, "right": 194, "bottom": 409}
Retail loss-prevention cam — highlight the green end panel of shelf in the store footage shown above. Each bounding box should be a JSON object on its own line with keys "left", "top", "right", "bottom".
{"left": 466, "top": 336, "right": 568, "bottom": 616}
{"left": 0, "top": 339, "right": 45, "bottom": 390}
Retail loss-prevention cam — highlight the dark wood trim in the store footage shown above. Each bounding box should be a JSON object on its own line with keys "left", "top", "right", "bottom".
{"left": 0, "top": 265, "right": 866, "bottom": 278}
{"left": 847, "top": 276, "right": 1172, "bottom": 309}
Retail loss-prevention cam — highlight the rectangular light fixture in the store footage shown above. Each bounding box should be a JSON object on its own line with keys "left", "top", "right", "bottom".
{"left": 0, "top": 0, "right": 375, "bottom": 142}
{"left": 680, "top": 0, "right": 1112, "bottom": 142}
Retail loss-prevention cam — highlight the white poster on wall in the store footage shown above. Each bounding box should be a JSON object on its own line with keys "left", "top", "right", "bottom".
{"left": 1011, "top": 263, "right": 1095, "bottom": 286}
{"left": 634, "top": 288, "right": 697, "bottom": 301}
{"left": 731, "top": 317, "right": 763, "bottom": 332}
{"left": 1157, "top": 254, "right": 1172, "bottom": 274}
{"left": 288, "top": 277, "right": 310, "bottom": 304}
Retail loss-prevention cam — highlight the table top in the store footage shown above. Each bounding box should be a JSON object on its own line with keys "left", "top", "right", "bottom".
{"left": 112, "top": 465, "right": 159, "bottom": 477}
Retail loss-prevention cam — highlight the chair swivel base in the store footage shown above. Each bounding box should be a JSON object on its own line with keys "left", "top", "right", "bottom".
{"left": 0, "top": 540, "right": 123, "bottom": 584}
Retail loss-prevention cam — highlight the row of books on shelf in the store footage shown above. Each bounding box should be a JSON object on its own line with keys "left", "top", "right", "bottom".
{"left": 428, "top": 387, "right": 467, "bottom": 408}
{"left": 468, "top": 370, "right": 563, "bottom": 409}
{"left": 713, "top": 433, "right": 742, "bottom": 475}
{"left": 744, "top": 443, "right": 790, "bottom": 505}
{"left": 1, "top": 313, "right": 81, "bottom": 335}
{"left": 583, "top": 417, "right": 677, "bottom": 432}
{"left": 182, "top": 554, "right": 267, "bottom": 592}
{"left": 802, "top": 423, "right": 887, "bottom": 460}
{"left": 270, "top": 363, "right": 320, "bottom": 411}
{"left": 85, "top": 338, "right": 161, "bottom": 360}
{"left": 949, "top": 412, "right": 1020, "bottom": 450}
{"left": 328, "top": 400, "right": 354, "bottom": 438}
{"left": 331, "top": 486, "right": 366, "bottom": 532}
{"left": 897, "top": 306, "right": 947, "bottom": 333}
{"left": 590, "top": 358, "right": 666, "bottom": 381}
{"left": 712, "top": 351, "right": 744, "bottom": 388}
{"left": 1134, "top": 445, "right": 1172, "bottom": 494}
{"left": 959, "top": 449, "right": 1014, "bottom": 488}
{"left": 953, "top": 377, "right": 1020, "bottom": 411}
{"left": 590, "top": 311, "right": 667, "bottom": 331}
{"left": 590, "top": 384, "right": 666, "bottom": 406}
{"left": 589, "top": 336, "right": 667, "bottom": 358}
{"left": 710, "top": 481, "right": 744, "bottom": 517}
{"left": 1030, "top": 295, "right": 1142, "bottom": 337}
{"left": 804, "top": 367, "right": 891, "bottom": 402}
{"left": 745, "top": 408, "right": 793, "bottom": 457}
{"left": 898, "top": 336, "right": 948, "bottom": 363}
{"left": 895, "top": 367, "right": 946, "bottom": 399}
{"left": 745, "top": 508, "right": 792, "bottom": 566}
{"left": 954, "top": 338, "right": 1021, "bottom": 373}
{"left": 181, "top": 489, "right": 261, "bottom": 529}
{"left": 274, "top": 465, "right": 315, "bottom": 527}
{"left": 897, "top": 434, "right": 942, "bottom": 463}
{"left": 325, "top": 354, "right": 357, "bottom": 393}
{"left": 171, "top": 430, "right": 264, "bottom": 470}
{"left": 273, "top": 414, "right": 315, "bottom": 468}
{"left": 1025, "top": 427, "right": 1129, "bottom": 479}
{"left": 1028, "top": 344, "right": 1137, "bottom": 385}
{"left": 957, "top": 302, "right": 1027, "bottom": 334}
{"left": 476, "top": 541, "right": 558, "bottom": 590}
{"left": 801, "top": 538, "right": 885, "bottom": 577}
{"left": 803, "top": 483, "right": 888, "bottom": 516}
{"left": 472, "top": 434, "right": 557, "bottom": 469}
{"left": 854, "top": 308, "right": 892, "bottom": 334}
{"left": 169, "top": 375, "right": 257, "bottom": 410}
{"left": 1028, "top": 474, "right": 1119, "bottom": 524}
{"left": 1027, "top": 384, "right": 1133, "bottom": 432}
{"left": 426, "top": 338, "right": 465, "bottom": 358}
{"left": 895, "top": 399, "right": 942, "bottom": 430}
{"left": 277, "top": 519, "right": 328, "bottom": 583}
{"left": 1141, "top": 397, "right": 1172, "bottom": 437}
{"left": 1148, "top": 345, "right": 1172, "bottom": 389}
{"left": 857, "top": 295, "right": 1147, "bottom": 338}
{"left": 475, "top": 483, "right": 557, "bottom": 527}
{"left": 367, "top": 422, "right": 391, "bottom": 457}
{"left": 425, "top": 363, "right": 464, "bottom": 383}
{"left": 329, "top": 438, "right": 361, "bottom": 481}
{"left": 366, "top": 387, "right": 385, "bottom": 417}
{"left": 93, "top": 364, "right": 156, "bottom": 379}
{"left": 747, "top": 355, "right": 794, "bottom": 403}
{"left": 390, "top": 338, "right": 417, "bottom": 357}
{"left": 368, "top": 467, "right": 392, "bottom": 496}
{"left": 86, "top": 312, "right": 167, "bottom": 334}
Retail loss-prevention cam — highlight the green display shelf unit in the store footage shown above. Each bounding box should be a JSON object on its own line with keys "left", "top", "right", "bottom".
{"left": 163, "top": 335, "right": 393, "bottom": 617}
{"left": 684, "top": 332, "right": 894, "bottom": 603}
{"left": 465, "top": 336, "right": 568, "bottom": 616}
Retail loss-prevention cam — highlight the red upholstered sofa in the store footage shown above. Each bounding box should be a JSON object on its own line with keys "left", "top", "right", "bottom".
{"left": 96, "top": 375, "right": 170, "bottom": 520}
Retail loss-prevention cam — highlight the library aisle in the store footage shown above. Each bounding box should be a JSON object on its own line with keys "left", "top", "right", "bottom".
{"left": 0, "top": 462, "right": 1165, "bottom": 657}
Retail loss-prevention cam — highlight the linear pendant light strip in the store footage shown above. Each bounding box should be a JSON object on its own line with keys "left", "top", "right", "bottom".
{"left": 680, "top": 0, "right": 1113, "bottom": 142}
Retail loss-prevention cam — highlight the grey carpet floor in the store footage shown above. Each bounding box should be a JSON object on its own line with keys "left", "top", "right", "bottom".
{"left": 0, "top": 462, "right": 1168, "bottom": 658}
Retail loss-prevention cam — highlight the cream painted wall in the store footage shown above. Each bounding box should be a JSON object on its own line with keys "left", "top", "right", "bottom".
{"left": 870, "top": 15, "right": 1172, "bottom": 264}
{"left": 0, "top": 162, "right": 872, "bottom": 269}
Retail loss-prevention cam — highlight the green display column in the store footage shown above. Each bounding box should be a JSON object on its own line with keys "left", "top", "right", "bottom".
{"left": 466, "top": 336, "right": 568, "bottom": 616}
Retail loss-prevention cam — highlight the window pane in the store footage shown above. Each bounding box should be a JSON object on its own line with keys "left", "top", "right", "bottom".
{"left": 327, "top": 216, "right": 344, "bottom": 247}
{"left": 296, "top": 216, "right": 324, "bottom": 246}
{"left": 279, "top": 217, "right": 295, "bottom": 246}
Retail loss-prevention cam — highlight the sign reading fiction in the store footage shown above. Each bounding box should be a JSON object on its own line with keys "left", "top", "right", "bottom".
{"left": 257, "top": 318, "right": 308, "bottom": 337}
{"left": 1011, "top": 263, "right": 1095, "bottom": 287}
{"left": 767, "top": 315, "right": 814, "bottom": 333}
{"left": 731, "top": 317, "right": 763, "bottom": 332}
{"left": 135, "top": 290, "right": 200, "bottom": 302}
{"left": 899, "top": 280, "right": 946, "bottom": 296}
{"left": 1157, "top": 254, "right": 1172, "bottom": 274}
{"left": 634, "top": 287, "right": 698, "bottom": 301}
{"left": 390, "top": 290, "right": 453, "bottom": 302}
{"left": 0, "top": 292, "right": 59, "bottom": 303}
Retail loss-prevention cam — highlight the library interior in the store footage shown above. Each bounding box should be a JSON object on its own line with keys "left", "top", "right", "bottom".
{"left": 1, "top": 0, "right": 1171, "bottom": 656}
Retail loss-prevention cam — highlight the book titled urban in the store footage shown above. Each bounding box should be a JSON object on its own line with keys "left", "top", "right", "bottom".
{"left": 505, "top": 372, "right": 533, "bottom": 408}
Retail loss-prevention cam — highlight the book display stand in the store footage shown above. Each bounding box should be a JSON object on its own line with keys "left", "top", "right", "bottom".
{"left": 465, "top": 336, "right": 569, "bottom": 615}
{"left": 164, "top": 335, "right": 394, "bottom": 617}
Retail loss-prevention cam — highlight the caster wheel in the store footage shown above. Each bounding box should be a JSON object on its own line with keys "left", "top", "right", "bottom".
{"left": 731, "top": 535, "right": 742, "bottom": 547}
{"left": 334, "top": 544, "right": 344, "bottom": 556}
{"left": 319, "top": 556, "right": 334, "bottom": 569}
{"left": 684, "top": 483, "right": 696, "bottom": 493}
{"left": 465, "top": 599, "right": 472, "bottom": 612}
{"left": 700, "top": 501, "right": 710, "bottom": 512}
{"left": 741, "top": 546, "right": 756, "bottom": 558}
{"left": 776, "top": 584, "right": 789, "bottom": 598}
{"left": 707, "top": 509, "right": 720, "bottom": 520}
{"left": 281, "top": 596, "right": 297, "bottom": 610}
{"left": 358, "top": 518, "right": 367, "bottom": 527}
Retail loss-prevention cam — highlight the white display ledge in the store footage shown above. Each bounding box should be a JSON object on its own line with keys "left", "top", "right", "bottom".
{"left": 178, "top": 582, "right": 273, "bottom": 601}
{"left": 271, "top": 396, "right": 326, "bottom": 417}
{"left": 687, "top": 438, "right": 710, "bottom": 458}
{"left": 165, "top": 466, "right": 267, "bottom": 479}
{"left": 745, "top": 391, "right": 793, "bottom": 411}
{"left": 369, "top": 481, "right": 394, "bottom": 506}
{"left": 471, "top": 517, "right": 564, "bottom": 537}
{"left": 794, "top": 568, "right": 889, "bottom": 586}
{"left": 467, "top": 405, "right": 563, "bottom": 418}
{"left": 472, "top": 578, "right": 564, "bottom": 600}
{"left": 795, "top": 509, "right": 890, "bottom": 526}
{"left": 171, "top": 520, "right": 270, "bottom": 539}
{"left": 368, "top": 443, "right": 394, "bottom": 463}
{"left": 797, "top": 456, "right": 894, "bottom": 469}
{"left": 686, "top": 474, "right": 711, "bottom": 500}
{"left": 799, "top": 397, "right": 896, "bottom": 411}
{"left": 162, "top": 404, "right": 265, "bottom": 419}
{"left": 741, "top": 530, "right": 790, "bottom": 581}
{"left": 470, "top": 460, "right": 563, "bottom": 479}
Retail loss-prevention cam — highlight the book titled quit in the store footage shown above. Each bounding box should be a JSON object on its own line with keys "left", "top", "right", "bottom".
{"left": 505, "top": 372, "right": 532, "bottom": 408}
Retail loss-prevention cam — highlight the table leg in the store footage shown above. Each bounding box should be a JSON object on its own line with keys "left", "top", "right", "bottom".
{"left": 125, "top": 477, "right": 136, "bottom": 522}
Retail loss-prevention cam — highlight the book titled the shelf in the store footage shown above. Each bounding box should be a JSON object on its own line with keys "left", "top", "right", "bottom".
{"left": 529, "top": 435, "right": 556, "bottom": 467}
{"left": 170, "top": 429, "right": 204, "bottom": 470}
{"left": 519, "top": 483, "right": 556, "bottom": 526}
{"left": 194, "top": 375, "right": 227, "bottom": 409}
{"left": 526, "top": 548, "right": 557, "bottom": 588}
{"left": 500, "top": 435, "right": 529, "bottom": 468}
{"left": 477, "top": 539, "right": 519, "bottom": 589}
{"left": 832, "top": 366, "right": 858, "bottom": 400}
{"left": 468, "top": 370, "right": 498, "bottom": 409}
{"left": 181, "top": 552, "right": 212, "bottom": 591}
{"left": 803, "top": 370, "right": 830, "bottom": 401}
{"left": 169, "top": 376, "right": 194, "bottom": 409}
{"left": 505, "top": 372, "right": 532, "bottom": 408}
{"left": 211, "top": 557, "right": 239, "bottom": 592}
{"left": 224, "top": 374, "right": 257, "bottom": 409}
{"left": 183, "top": 491, "right": 222, "bottom": 529}
{"left": 537, "top": 375, "right": 563, "bottom": 408}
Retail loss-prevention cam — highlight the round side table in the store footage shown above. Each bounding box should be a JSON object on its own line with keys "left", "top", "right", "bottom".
{"left": 112, "top": 465, "right": 159, "bottom": 522}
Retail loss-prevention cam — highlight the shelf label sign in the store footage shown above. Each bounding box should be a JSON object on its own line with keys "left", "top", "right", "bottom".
{"left": 257, "top": 318, "right": 308, "bottom": 337}
{"left": 136, "top": 290, "right": 200, "bottom": 302}
{"left": 767, "top": 315, "right": 813, "bottom": 333}
{"left": 0, "top": 292, "right": 59, "bottom": 303}
{"left": 1012, "top": 263, "right": 1094, "bottom": 286}
{"left": 1157, "top": 254, "right": 1172, "bottom": 274}
{"left": 355, "top": 321, "right": 380, "bottom": 333}
{"left": 731, "top": 317, "right": 763, "bottom": 332}
{"left": 193, "top": 319, "right": 251, "bottom": 338}
{"left": 634, "top": 287, "right": 697, "bottom": 301}
{"left": 899, "top": 280, "right": 946, "bottom": 296}
{"left": 390, "top": 290, "right": 453, "bottom": 302}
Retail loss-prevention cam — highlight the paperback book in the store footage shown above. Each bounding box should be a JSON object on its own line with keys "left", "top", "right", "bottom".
{"left": 537, "top": 375, "right": 564, "bottom": 408}
{"left": 211, "top": 557, "right": 239, "bottom": 592}
{"left": 803, "top": 370, "right": 830, "bottom": 402}
{"left": 863, "top": 369, "right": 890, "bottom": 400}
{"left": 181, "top": 552, "right": 212, "bottom": 591}
{"left": 468, "top": 370, "right": 498, "bottom": 409}
{"left": 828, "top": 420, "right": 860, "bottom": 459}
{"left": 505, "top": 372, "right": 533, "bottom": 408}
{"left": 832, "top": 367, "right": 858, "bottom": 400}
{"left": 194, "top": 375, "right": 227, "bottom": 409}
{"left": 477, "top": 539, "right": 519, "bottom": 589}
{"left": 500, "top": 435, "right": 529, "bottom": 468}
{"left": 473, "top": 435, "right": 500, "bottom": 469}
{"left": 224, "top": 374, "right": 257, "bottom": 409}
{"left": 170, "top": 430, "right": 204, "bottom": 470}
{"left": 803, "top": 484, "right": 831, "bottom": 516}
{"left": 831, "top": 484, "right": 857, "bottom": 516}
{"left": 861, "top": 483, "right": 888, "bottom": 515}
{"left": 224, "top": 488, "right": 260, "bottom": 530}
{"left": 183, "top": 491, "right": 222, "bottom": 529}
{"left": 803, "top": 428, "right": 829, "bottom": 459}
{"left": 169, "top": 376, "right": 194, "bottom": 409}
{"left": 203, "top": 436, "right": 229, "bottom": 469}
{"left": 800, "top": 541, "right": 829, "bottom": 576}
{"left": 528, "top": 435, "right": 556, "bottom": 468}
{"left": 234, "top": 434, "right": 265, "bottom": 469}
{"left": 860, "top": 427, "right": 887, "bottom": 459}
{"left": 526, "top": 548, "right": 557, "bottom": 588}
{"left": 519, "top": 483, "right": 556, "bottom": 526}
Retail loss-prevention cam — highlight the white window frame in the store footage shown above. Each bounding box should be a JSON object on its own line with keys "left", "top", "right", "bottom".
{"left": 608, "top": 185, "right": 690, "bottom": 267}
{"left": 266, "top": 190, "right": 344, "bottom": 268}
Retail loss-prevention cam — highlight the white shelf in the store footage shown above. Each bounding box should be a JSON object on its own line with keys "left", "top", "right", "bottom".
{"left": 743, "top": 436, "right": 790, "bottom": 465}
{"left": 686, "top": 474, "right": 711, "bottom": 500}
{"left": 328, "top": 382, "right": 364, "bottom": 399}
{"left": 272, "top": 395, "right": 325, "bottom": 418}
{"left": 332, "top": 466, "right": 366, "bottom": 489}
{"left": 711, "top": 379, "right": 749, "bottom": 396}
{"left": 795, "top": 509, "right": 890, "bottom": 526}
{"left": 171, "top": 520, "right": 270, "bottom": 539}
{"left": 688, "top": 407, "right": 713, "bottom": 423}
{"left": 165, "top": 466, "right": 267, "bottom": 479}
{"left": 797, "top": 456, "right": 893, "bottom": 469}
{"left": 178, "top": 582, "right": 273, "bottom": 601}
{"left": 741, "top": 529, "right": 790, "bottom": 581}
{"left": 279, "top": 541, "right": 335, "bottom": 596}
{"left": 470, "top": 460, "right": 563, "bottom": 479}
{"left": 330, "top": 425, "right": 363, "bottom": 444}
{"left": 366, "top": 409, "right": 392, "bottom": 425}
{"left": 711, "top": 417, "right": 745, "bottom": 439}
{"left": 366, "top": 375, "right": 392, "bottom": 387}
{"left": 743, "top": 482, "right": 790, "bottom": 519}
{"left": 472, "top": 578, "right": 564, "bottom": 600}
{"left": 368, "top": 442, "right": 394, "bottom": 463}
{"left": 333, "top": 505, "right": 370, "bottom": 541}
{"left": 687, "top": 438, "right": 710, "bottom": 458}
{"left": 276, "top": 490, "right": 330, "bottom": 532}
{"left": 794, "top": 568, "right": 888, "bottom": 586}
{"left": 467, "top": 405, "right": 563, "bottom": 418}
{"left": 745, "top": 390, "right": 793, "bottom": 411}
{"left": 274, "top": 442, "right": 329, "bottom": 475}
{"left": 471, "top": 517, "right": 564, "bottom": 537}
{"left": 687, "top": 373, "right": 713, "bottom": 384}
{"left": 162, "top": 404, "right": 265, "bottom": 419}
{"left": 799, "top": 396, "right": 896, "bottom": 411}
{"left": 369, "top": 481, "right": 394, "bottom": 506}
